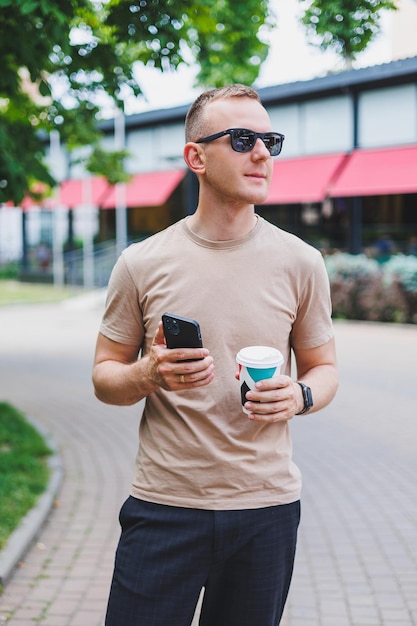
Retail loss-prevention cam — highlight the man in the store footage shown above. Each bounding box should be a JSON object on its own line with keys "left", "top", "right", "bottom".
{"left": 93, "top": 84, "right": 338, "bottom": 626}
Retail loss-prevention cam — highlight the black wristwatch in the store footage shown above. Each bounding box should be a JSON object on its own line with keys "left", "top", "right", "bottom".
{"left": 296, "top": 382, "right": 313, "bottom": 414}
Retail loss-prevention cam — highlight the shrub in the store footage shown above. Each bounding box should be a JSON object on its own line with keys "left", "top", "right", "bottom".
{"left": 383, "top": 254, "right": 417, "bottom": 293}
{"left": 0, "top": 403, "right": 51, "bottom": 550}
{"left": 383, "top": 254, "right": 417, "bottom": 322}
{"left": 324, "top": 252, "right": 411, "bottom": 323}
{"left": 0, "top": 263, "right": 19, "bottom": 280}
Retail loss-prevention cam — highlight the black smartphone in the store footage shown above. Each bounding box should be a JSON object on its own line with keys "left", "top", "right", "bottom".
{"left": 162, "top": 313, "right": 203, "bottom": 357}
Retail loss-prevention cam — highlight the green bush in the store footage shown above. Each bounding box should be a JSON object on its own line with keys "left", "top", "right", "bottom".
{"left": 0, "top": 263, "right": 19, "bottom": 280}
{"left": 324, "top": 252, "right": 415, "bottom": 323}
{"left": 0, "top": 403, "right": 51, "bottom": 550}
{"left": 383, "top": 254, "right": 417, "bottom": 323}
{"left": 383, "top": 254, "right": 417, "bottom": 293}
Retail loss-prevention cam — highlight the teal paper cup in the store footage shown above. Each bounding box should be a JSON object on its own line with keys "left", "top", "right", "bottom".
{"left": 236, "top": 346, "right": 284, "bottom": 414}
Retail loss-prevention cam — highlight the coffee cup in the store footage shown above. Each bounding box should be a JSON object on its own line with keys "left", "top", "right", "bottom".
{"left": 236, "top": 346, "right": 284, "bottom": 414}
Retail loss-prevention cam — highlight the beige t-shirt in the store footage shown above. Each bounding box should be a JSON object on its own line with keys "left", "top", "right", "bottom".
{"left": 100, "top": 216, "right": 334, "bottom": 510}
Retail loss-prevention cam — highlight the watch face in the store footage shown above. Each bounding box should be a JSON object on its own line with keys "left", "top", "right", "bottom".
{"left": 297, "top": 382, "right": 313, "bottom": 413}
{"left": 304, "top": 385, "right": 313, "bottom": 409}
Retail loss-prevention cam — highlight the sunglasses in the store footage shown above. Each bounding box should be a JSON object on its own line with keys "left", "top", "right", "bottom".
{"left": 196, "top": 128, "right": 285, "bottom": 157}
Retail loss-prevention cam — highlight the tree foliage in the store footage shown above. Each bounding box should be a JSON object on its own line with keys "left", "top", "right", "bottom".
{"left": 300, "top": 0, "right": 397, "bottom": 63}
{"left": 180, "top": 0, "right": 270, "bottom": 87}
{"left": 0, "top": 0, "right": 270, "bottom": 204}
{"left": 1, "top": 0, "right": 398, "bottom": 205}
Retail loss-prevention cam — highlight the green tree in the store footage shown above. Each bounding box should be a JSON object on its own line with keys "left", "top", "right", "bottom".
{"left": 0, "top": 0, "right": 270, "bottom": 204}
{"left": 300, "top": 0, "right": 397, "bottom": 65}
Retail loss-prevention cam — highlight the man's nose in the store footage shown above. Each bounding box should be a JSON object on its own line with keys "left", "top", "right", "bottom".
{"left": 252, "top": 137, "right": 270, "bottom": 158}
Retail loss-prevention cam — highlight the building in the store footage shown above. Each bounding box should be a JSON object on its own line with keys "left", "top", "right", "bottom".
{"left": 63, "top": 55, "right": 417, "bottom": 253}
{"left": 1, "top": 55, "right": 417, "bottom": 276}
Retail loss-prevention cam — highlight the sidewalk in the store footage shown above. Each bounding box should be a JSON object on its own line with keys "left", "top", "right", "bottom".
{"left": 0, "top": 295, "right": 416, "bottom": 625}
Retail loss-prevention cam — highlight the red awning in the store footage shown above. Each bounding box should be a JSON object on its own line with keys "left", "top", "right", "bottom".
{"left": 46, "top": 169, "right": 186, "bottom": 209}
{"left": 7, "top": 178, "right": 109, "bottom": 210}
{"left": 329, "top": 145, "right": 417, "bottom": 197}
{"left": 101, "top": 169, "right": 186, "bottom": 209}
{"left": 264, "top": 153, "right": 348, "bottom": 204}
{"left": 59, "top": 179, "right": 83, "bottom": 208}
{"left": 56, "top": 177, "right": 111, "bottom": 209}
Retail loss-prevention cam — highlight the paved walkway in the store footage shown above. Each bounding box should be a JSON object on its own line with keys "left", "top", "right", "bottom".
{"left": 0, "top": 294, "right": 416, "bottom": 625}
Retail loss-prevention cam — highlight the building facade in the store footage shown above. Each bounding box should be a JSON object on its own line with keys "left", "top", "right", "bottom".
{"left": 2, "top": 55, "right": 417, "bottom": 269}
{"left": 57, "top": 55, "right": 417, "bottom": 254}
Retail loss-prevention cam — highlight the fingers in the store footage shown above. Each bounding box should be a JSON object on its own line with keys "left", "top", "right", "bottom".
{"left": 154, "top": 345, "right": 215, "bottom": 391}
{"left": 153, "top": 321, "right": 167, "bottom": 347}
{"left": 159, "top": 360, "right": 214, "bottom": 390}
{"left": 172, "top": 360, "right": 215, "bottom": 389}
{"left": 243, "top": 375, "right": 296, "bottom": 422}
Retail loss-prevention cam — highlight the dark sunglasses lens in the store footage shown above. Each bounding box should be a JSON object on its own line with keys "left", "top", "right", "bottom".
{"left": 264, "top": 134, "right": 282, "bottom": 156}
{"left": 230, "top": 130, "right": 256, "bottom": 153}
{"left": 230, "top": 130, "right": 282, "bottom": 155}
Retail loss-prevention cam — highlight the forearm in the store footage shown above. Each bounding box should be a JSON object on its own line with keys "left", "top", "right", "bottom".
{"left": 93, "top": 356, "right": 157, "bottom": 406}
{"left": 295, "top": 363, "right": 339, "bottom": 415}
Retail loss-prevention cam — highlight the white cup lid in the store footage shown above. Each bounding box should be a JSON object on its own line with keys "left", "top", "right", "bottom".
{"left": 236, "top": 346, "right": 284, "bottom": 367}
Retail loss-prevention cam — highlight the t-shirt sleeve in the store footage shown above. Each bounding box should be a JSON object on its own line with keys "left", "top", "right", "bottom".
{"left": 99, "top": 253, "right": 144, "bottom": 347}
{"left": 290, "top": 252, "right": 334, "bottom": 350}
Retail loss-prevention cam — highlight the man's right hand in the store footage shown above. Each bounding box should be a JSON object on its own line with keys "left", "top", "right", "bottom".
{"left": 146, "top": 322, "right": 215, "bottom": 391}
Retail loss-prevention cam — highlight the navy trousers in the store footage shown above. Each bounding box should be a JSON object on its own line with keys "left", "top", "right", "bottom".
{"left": 105, "top": 496, "right": 300, "bottom": 626}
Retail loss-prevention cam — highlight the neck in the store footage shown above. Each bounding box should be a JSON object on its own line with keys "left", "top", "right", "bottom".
{"left": 187, "top": 203, "right": 257, "bottom": 241}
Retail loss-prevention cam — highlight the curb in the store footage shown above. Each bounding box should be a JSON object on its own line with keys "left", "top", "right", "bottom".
{"left": 0, "top": 417, "right": 63, "bottom": 587}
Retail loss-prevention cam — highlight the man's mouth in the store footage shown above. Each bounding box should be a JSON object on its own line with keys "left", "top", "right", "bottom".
{"left": 246, "top": 173, "right": 267, "bottom": 180}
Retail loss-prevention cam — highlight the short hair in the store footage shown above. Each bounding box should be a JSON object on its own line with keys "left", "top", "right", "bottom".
{"left": 185, "top": 84, "right": 261, "bottom": 143}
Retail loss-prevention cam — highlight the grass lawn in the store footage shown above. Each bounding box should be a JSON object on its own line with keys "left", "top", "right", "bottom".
{"left": 0, "top": 280, "right": 85, "bottom": 306}
{"left": 0, "top": 402, "right": 52, "bottom": 551}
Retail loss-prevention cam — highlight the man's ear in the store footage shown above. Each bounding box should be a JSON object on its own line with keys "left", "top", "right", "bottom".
{"left": 183, "top": 142, "right": 206, "bottom": 175}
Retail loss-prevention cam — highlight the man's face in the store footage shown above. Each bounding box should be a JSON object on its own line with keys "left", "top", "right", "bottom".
{"left": 199, "top": 97, "right": 274, "bottom": 206}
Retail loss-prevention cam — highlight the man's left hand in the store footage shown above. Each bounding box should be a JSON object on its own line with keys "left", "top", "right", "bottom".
{"left": 243, "top": 375, "right": 301, "bottom": 422}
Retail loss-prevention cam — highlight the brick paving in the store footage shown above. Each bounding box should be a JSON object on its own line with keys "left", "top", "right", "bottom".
{"left": 0, "top": 295, "right": 416, "bottom": 625}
